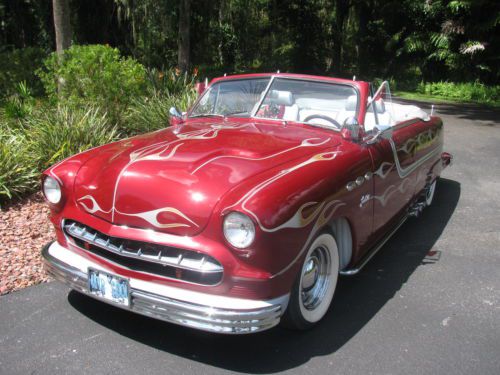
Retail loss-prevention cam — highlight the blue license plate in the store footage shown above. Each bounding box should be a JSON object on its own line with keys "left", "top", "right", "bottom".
{"left": 88, "top": 268, "right": 129, "bottom": 306}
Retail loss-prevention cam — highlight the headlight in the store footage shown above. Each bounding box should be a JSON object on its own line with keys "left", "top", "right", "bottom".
{"left": 43, "top": 176, "right": 62, "bottom": 204}
{"left": 223, "top": 212, "right": 255, "bottom": 248}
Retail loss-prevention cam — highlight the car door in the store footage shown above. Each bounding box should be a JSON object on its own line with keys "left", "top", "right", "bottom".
{"left": 363, "top": 82, "right": 417, "bottom": 242}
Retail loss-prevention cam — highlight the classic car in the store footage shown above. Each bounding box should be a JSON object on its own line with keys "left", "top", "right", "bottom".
{"left": 41, "top": 73, "right": 452, "bottom": 334}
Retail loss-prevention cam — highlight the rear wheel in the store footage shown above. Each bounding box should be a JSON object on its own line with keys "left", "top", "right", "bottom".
{"left": 282, "top": 233, "right": 339, "bottom": 330}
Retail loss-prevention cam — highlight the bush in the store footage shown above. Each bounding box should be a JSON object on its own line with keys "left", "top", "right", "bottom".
{"left": 1, "top": 82, "right": 36, "bottom": 124}
{"left": 0, "top": 131, "right": 38, "bottom": 202}
{"left": 26, "top": 104, "right": 120, "bottom": 170}
{"left": 416, "top": 82, "right": 500, "bottom": 105}
{"left": 37, "top": 44, "right": 147, "bottom": 123}
{"left": 145, "top": 67, "right": 198, "bottom": 96}
{"left": 0, "top": 47, "right": 47, "bottom": 99}
{"left": 125, "top": 89, "right": 197, "bottom": 135}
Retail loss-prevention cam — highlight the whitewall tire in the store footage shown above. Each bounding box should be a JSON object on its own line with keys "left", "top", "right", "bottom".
{"left": 282, "top": 233, "right": 340, "bottom": 330}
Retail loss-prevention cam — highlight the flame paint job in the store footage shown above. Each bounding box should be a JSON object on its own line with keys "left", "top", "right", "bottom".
{"left": 43, "top": 73, "right": 450, "bottom": 301}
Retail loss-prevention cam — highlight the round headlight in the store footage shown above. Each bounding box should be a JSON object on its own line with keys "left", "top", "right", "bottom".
{"left": 223, "top": 212, "right": 256, "bottom": 249}
{"left": 43, "top": 176, "right": 62, "bottom": 204}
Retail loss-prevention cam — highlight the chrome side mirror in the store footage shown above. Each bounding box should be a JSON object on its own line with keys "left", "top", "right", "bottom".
{"left": 169, "top": 107, "right": 182, "bottom": 118}
{"left": 169, "top": 107, "right": 184, "bottom": 128}
{"left": 341, "top": 116, "right": 361, "bottom": 142}
{"left": 365, "top": 124, "right": 393, "bottom": 144}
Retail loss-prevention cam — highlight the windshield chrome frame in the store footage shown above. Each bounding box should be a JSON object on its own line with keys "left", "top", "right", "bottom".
{"left": 188, "top": 77, "right": 272, "bottom": 119}
{"left": 188, "top": 75, "right": 360, "bottom": 131}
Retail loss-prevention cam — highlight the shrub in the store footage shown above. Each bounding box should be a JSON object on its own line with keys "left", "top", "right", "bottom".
{"left": 416, "top": 81, "right": 500, "bottom": 104}
{"left": 125, "top": 88, "right": 197, "bottom": 135}
{"left": 37, "top": 44, "right": 147, "bottom": 123}
{"left": 0, "top": 47, "right": 47, "bottom": 99}
{"left": 2, "top": 82, "right": 36, "bottom": 124}
{"left": 0, "top": 131, "right": 38, "bottom": 203}
{"left": 26, "top": 104, "right": 120, "bottom": 170}
{"left": 145, "top": 67, "right": 198, "bottom": 96}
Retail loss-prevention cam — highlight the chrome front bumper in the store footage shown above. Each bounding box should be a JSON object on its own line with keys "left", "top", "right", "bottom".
{"left": 42, "top": 241, "right": 289, "bottom": 334}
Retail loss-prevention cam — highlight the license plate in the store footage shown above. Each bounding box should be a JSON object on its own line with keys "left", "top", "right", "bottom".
{"left": 88, "top": 268, "right": 130, "bottom": 307}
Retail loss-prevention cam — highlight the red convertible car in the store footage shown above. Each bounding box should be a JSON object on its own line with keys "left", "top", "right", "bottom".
{"left": 41, "top": 73, "right": 452, "bottom": 334}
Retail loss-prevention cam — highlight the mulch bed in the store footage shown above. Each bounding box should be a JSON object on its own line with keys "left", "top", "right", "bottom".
{"left": 0, "top": 193, "right": 54, "bottom": 295}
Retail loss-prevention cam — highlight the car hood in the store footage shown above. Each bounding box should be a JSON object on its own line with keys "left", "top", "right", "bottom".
{"left": 73, "top": 119, "right": 337, "bottom": 236}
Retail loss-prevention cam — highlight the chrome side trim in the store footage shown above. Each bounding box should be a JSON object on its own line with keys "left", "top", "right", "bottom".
{"left": 340, "top": 215, "right": 408, "bottom": 276}
{"left": 389, "top": 139, "right": 441, "bottom": 178}
{"left": 42, "top": 242, "right": 288, "bottom": 334}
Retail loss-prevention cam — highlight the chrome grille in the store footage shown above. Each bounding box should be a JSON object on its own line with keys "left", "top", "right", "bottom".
{"left": 63, "top": 220, "right": 223, "bottom": 285}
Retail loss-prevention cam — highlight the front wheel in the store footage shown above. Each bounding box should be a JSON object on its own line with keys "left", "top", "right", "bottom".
{"left": 282, "top": 233, "right": 340, "bottom": 330}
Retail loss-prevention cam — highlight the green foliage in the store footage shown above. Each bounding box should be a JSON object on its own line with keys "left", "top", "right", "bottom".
{"left": 0, "top": 131, "right": 38, "bottom": 202}
{"left": 416, "top": 81, "right": 500, "bottom": 104}
{"left": 145, "top": 67, "right": 198, "bottom": 96}
{"left": 2, "top": 82, "right": 36, "bottom": 124}
{"left": 0, "top": 48, "right": 47, "bottom": 99}
{"left": 37, "top": 45, "right": 147, "bottom": 123}
{"left": 26, "top": 104, "right": 120, "bottom": 171}
{"left": 0, "top": 42, "right": 200, "bottom": 203}
{"left": 125, "top": 88, "right": 197, "bottom": 135}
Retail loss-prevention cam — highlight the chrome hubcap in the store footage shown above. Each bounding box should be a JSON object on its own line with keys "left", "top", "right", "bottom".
{"left": 301, "top": 246, "right": 331, "bottom": 310}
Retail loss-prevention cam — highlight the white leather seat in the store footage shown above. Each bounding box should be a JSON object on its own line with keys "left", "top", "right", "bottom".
{"left": 283, "top": 104, "right": 299, "bottom": 121}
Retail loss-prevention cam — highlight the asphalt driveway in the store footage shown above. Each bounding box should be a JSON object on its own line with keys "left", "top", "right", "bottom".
{"left": 1, "top": 101, "right": 499, "bottom": 375}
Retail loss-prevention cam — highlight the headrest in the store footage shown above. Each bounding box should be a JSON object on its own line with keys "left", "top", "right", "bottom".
{"left": 345, "top": 95, "right": 357, "bottom": 111}
{"left": 268, "top": 90, "right": 294, "bottom": 106}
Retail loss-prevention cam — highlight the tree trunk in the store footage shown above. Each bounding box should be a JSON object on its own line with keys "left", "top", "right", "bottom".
{"left": 178, "top": 0, "right": 190, "bottom": 72}
{"left": 52, "top": 0, "right": 72, "bottom": 55}
{"left": 331, "top": 0, "right": 350, "bottom": 76}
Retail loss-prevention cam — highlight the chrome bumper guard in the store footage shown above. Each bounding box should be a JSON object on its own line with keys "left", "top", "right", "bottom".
{"left": 42, "top": 242, "right": 288, "bottom": 334}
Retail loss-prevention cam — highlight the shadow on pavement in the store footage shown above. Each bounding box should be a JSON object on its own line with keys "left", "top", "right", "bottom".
{"left": 68, "top": 178, "right": 460, "bottom": 374}
{"left": 395, "top": 97, "right": 499, "bottom": 126}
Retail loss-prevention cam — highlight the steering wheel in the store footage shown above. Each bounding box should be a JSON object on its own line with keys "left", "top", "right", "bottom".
{"left": 303, "top": 114, "right": 341, "bottom": 129}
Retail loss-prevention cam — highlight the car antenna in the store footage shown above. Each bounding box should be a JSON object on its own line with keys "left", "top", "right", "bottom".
{"left": 353, "top": 75, "right": 356, "bottom": 81}
{"left": 431, "top": 104, "right": 434, "bottom": 116}
{"left": 277, "top": 69, "right": 280, "bottom": 73}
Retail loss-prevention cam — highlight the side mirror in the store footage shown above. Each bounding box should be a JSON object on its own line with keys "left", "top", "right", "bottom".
{"left": 341, "top": 116, "right": 362, "bottom": 142}
{"left": 365, "top": 124, "right": 392, "bottom": 144}
{"left": 169, "top": 107, "right": 182, "bottom": 118}
{"left": 169, "top": 106, "right": 184, "bottom": 127}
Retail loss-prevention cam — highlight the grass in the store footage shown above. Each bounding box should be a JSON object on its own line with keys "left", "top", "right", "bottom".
{"left": 395, "top": 81, "right": 500, "bottom": 107}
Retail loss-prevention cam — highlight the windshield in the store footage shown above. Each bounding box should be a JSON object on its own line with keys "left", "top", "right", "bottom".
{"left": 190, "top": 78, "right": 270, "bottom": 117}
{"left": 254, "top": 78, "right": 358, "bottom": 129}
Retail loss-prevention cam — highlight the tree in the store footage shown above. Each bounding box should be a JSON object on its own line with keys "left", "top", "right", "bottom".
{"left": 178, "top": 0, "right": 190, "bottom": 72}
{"left": 52, "top": 0, "right": 72, "bottom": 55}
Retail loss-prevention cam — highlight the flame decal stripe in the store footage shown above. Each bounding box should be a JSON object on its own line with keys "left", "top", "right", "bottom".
{"left": 226, "top": 151, "right": 341, "bottom": 233}
{"left": 191, "top": 137, "right": 330, "bottom": 175}
{"left": 77, "top": 195, "right": 112, "bottom": 214}
{"left": 270, "top": 199, "right": 346, "bottom": 278}
{"left": 115, "top": 207, "right": 199, "bottom": 229}
{"left": 81, "top": 123, "right": 253, "bottom": 229}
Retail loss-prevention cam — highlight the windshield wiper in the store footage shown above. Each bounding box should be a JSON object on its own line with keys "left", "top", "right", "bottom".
{"left": 223, "top": 110, "right": 249, "bottom": 117}
{"left": 189, "top": 113, "right": 225, "bottom": 118}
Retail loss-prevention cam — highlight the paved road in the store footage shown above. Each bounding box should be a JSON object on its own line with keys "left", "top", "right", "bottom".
{"left": 1, "top": 102, "right": 499, "bottom": 375}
